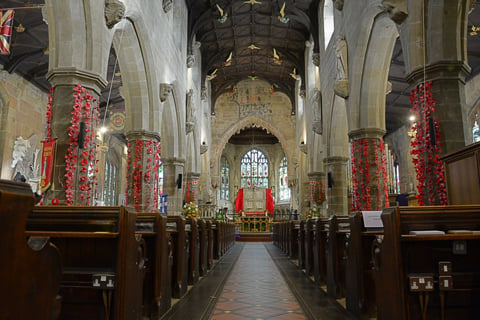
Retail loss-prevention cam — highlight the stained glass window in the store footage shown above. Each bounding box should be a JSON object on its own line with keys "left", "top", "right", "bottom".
{"left": 220, "top": 156, "right": 229, "bottom": 200}
{"left": 240, "top": 149, "right": 268, "bottom": 188}
{"left": 279, "top": 156, "right": 290, "bottom": 201}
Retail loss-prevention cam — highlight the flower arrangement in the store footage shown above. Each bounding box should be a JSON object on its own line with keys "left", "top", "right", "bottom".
{"left": 183, "top": 202, "right": 200, "bottom": 218}
{"left": 305, "top": 207, "right": 320, "bottom": 218}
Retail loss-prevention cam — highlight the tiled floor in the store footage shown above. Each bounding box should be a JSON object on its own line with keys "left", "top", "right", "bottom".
{"left": 162, "top": 242, "right": 354, "bottom": 320}
{"left": 211, "top": 243, "right": 306, "bottom": 320}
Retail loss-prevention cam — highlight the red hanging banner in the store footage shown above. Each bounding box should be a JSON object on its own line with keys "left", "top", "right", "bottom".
{"left": 40, "top": 140, "right": 55, "bottom": 192}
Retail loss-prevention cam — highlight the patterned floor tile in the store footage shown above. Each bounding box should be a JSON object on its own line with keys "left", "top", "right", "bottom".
{"left": 210, "top": 243, "right": 306, "bottom": 320}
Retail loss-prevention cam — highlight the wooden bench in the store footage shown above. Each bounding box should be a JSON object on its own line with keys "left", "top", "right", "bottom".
{"left": 0, "top": 180, "right": 62, "bottom": 320}
{"left": 304, "top": 219, "right": 315, "bottom": 277}
{"left": 198, "top": 219, "right": 208, "bottom": 276}
{"left": 312, "top": 217, "right": 329, "bottom": 286}
{"left": 373, "top": 205, "right": 480, "bottom": 320}
{"left": 345, "top": 211, "right": 382, "bottom": 318}
{"left": 166, "top": 216, "right": 189, "bottom": 299}
{"left": 326, "top": 215, "right": 350, "bottom": 299}
{"left": 288, "top": 221, "right": 299, "bottom": 260}
{"left": 136, "top": 212, "right": 172, "bottom": 317}
{"left": 26, "top": 205, "right": 145, "bottom": 320}
{"left": 297, "top": 220, "right": 306, "bottom": 269}
{"left": 186, "top": 217, "right": 200, "bottom": 285}
{"left": 205, "top": 220, "right": 214, "bottom": 269}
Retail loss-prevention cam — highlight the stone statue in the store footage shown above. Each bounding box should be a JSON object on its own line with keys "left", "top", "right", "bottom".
{"left": 334, "top": 35, "right": 349, "bottom": 98}
{"left": 335, "top": 35, "right": 348, "bottom": 81}
{"left": 104, "top": 0, "right": 125, "bottom": 29}
{"left": 11, "top": 135, "right": 41, "bottom": 193}
{"left": 163, "top": 0, "right": 173, "bottom": 13}
{"left": 186, "top": 89, "right": 195, "bottom": 133}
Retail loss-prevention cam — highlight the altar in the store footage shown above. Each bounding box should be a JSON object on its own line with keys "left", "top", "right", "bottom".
{"left": 234, "top": 187, "right": 274, "bottom": 234}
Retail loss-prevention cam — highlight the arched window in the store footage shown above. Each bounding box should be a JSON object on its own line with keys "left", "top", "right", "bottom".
{"left": 279, "top": 156, "right": 290, "bottom": 201}
{"left": 240, "top": 149, "right": 268, "bottom": 188}
{"left": 220, "top": 156, "right": 229, "bottom": 200}
{"left": 323, "top": 0, "right": 335, "bottom": 49}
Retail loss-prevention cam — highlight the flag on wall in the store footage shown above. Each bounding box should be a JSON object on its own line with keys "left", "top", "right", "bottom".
{"left": 0, "top": 10, "right": 14, "bottom": 55}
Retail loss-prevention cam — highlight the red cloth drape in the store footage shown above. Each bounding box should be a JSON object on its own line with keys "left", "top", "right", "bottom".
{"left": 266, "top": 188, "right": 274, "bottom": 215}
{"left": 235, "top": 188, "right": 243, "bottom": 213}
{"left": 235, "top": 188, "right": 274, "bottom": 215}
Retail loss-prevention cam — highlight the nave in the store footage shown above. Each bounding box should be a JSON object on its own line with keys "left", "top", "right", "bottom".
{"left": 163, "top": 242, "right": 352, "bottom": 320}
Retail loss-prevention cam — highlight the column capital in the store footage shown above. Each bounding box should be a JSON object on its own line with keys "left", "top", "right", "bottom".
{"left": 307, "top": 172, "right": 325, "bottom": 180}
{"left": 162, "top": 157, "right": 186, "bottom": 166}
{"left": 324, "top": 156, "right": 349, "bottom": 164}
{"left": 46, "top": 67, "right": 107, "bottom": 94}
{"left": 348, "top": 128, "right": 386, "bottom": 140}
{"left": 406, "top": 61, "right": 471, "bottom": 85}
{"left": 126, "top": 130, "right": 160, "bottom": 142}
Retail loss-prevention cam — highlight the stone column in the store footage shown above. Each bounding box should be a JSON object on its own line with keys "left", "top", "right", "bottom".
{"left": 406, "top": 62, "right": 469, "bottom": 154}
{"left": 125, "top": 130, "right": 161, "bottom": 212}
{"left": 45, "top": 69, "right": 107, "bottom": 204}
{"left": 324, "top": 156, "right": 349, "bottom": 216}
{"left": 348, "top": 128, "right": 389, "bottom": 211}
{"left": 162, "top": 157, "right": 185, "bottom": 216}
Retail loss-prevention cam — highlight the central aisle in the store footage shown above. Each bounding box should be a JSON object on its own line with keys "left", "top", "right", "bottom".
{"left": 211, "top": 243, "right": 306, "bottom": 320}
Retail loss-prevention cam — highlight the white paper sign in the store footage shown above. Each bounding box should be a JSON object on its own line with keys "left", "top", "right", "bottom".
{"left": 362, "top": 211, "right": 383, "bottom": 229}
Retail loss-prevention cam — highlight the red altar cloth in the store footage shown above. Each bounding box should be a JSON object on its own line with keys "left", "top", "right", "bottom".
{"left": 235, "top": 188, "right": 274, "bottom": 215}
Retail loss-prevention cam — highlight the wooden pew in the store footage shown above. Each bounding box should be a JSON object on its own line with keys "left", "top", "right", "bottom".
{"left": 0, "top": 180, "right": 62, "bottom": 320}
{"left": 297, "top": 220, "right": 306, "bottom": 269}
{"left": 373, "top": 205, "right": 480, "bottom": 320}
{"left": 167, "top": 216, "right": 189, "bottom": 299}
{"left": 312, "top": 217, "right": 329, "bottom": 286}
{"left": 345, "top": 211, "right": 382, "bottom": 319}
{"left": 26, "top": 205, "right": 145, "bottom": 320}
{"left": 205, "top": 220, "right": 214, "bottom": 269}
{"left": 136, "top": 212, "right": 172, "bottom": 318}
{"left": 186, "top": 217, "right": 200, "bottom": 285}
{"left": 288, "top": 221, "right": 299, "bottom": 260}
{"left": 198, "top": 219, "right": 208, "bottom": 276}
{"left": 304, "top": 219, "right": 315, "bottom": 277}
{"left": 326, "top": 215, "right": 350, "bottom": 299}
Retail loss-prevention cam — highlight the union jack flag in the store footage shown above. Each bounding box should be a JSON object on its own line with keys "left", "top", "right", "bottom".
{"left": 0, "top": 10, "right": 14, "bottom": 55}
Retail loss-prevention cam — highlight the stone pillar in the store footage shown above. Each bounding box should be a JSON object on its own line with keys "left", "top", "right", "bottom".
{"left": 162, "top": 157, "right": 185, "bottom": 216}
{"left": 184, "top": 172, "right": 200, "bottom": 204}
{"left": 406, "top": 62, "right": 469, "bottom": 154}
{"left": 45, "top": 69, "right": 107, "bottom": 204}
{"left": 348, "top": 128, "right": 389, "bottom": 211}
{"left": 324, "top": 156, "right": 349, "bottom": 216}
{"left": 125, "top": 130, "right": 161, "bottom": 212}
{"left": 307, "top": 172, "right": 326, "bottom": 217}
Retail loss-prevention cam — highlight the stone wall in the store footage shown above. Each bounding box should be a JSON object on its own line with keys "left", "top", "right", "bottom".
{"left": 0, "top": 69, "right": 48, "bottom": 187}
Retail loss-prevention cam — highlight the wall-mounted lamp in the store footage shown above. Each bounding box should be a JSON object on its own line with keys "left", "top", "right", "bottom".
{"left": 200, "top": 142, "right": 208, "bottom": 154}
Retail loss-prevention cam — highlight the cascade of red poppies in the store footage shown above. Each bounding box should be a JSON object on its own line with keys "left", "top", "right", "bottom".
{"left": 44, "top": 87, "right": 54, "bottom": 141}
{"left": 64, "top": 84, "right": 100, "bottom": 206}
{"left": 409, "top": 81, "right": 447, "bottom": 205}
{"left": 350, "top": 138, "right": 389, "bottom": 211}
{"left": 309, "top": 181, "right": 326, "bottom": 204}
{"left": 183, "top": 180, "right": 198, "bottom": 203}
{"left": 125, "top": 139, "right": 161, "bottom": 212}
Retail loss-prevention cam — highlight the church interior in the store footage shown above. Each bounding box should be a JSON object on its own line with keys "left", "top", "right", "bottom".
{"left": 2, "top": 0, "right": 480, "bottom": 319}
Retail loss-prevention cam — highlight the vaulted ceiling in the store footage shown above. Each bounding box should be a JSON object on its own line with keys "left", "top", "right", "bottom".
{"left": 186, "top": 0, "right": 320, "bottom": 110}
